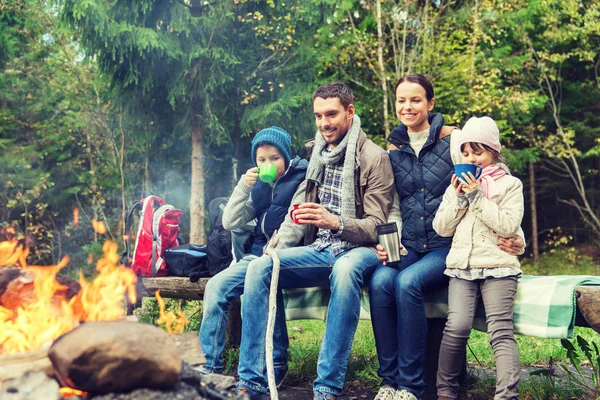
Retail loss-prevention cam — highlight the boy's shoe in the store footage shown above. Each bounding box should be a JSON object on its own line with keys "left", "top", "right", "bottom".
{"left": 394, "top": 389, "right": 418, "bottom": 400}
{"left": 313, "top": 390, "right": 338, "bottom": 400}
{"left": 274, "top": 365, "right": 288, "bottom": 388}
{"left": 374, "top": 385, "right": 397, "bottom": 400}
{"left": 238, "top": 385, "right": 268, "bottom": 400}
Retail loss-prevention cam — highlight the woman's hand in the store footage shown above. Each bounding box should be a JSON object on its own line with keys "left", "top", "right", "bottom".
{"left": 497, "top": 235, "right": 525, "bottom": 256}
{"left": 376, "top": 244, "right": 388, "bottom": 264}
{"left": 458, "top": 171, "right": 479, "bottom": 194}
{"left": 451, "top": 174, "right": 462, "bottom": 195}
{"left": 243, "top": 167, "right": 259, "bottom": 186}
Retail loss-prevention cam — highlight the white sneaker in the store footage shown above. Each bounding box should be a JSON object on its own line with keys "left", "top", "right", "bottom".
{"left": 374, "top": 386, "right": 397, "bottom": 400}
{"left": 394, "top": 389, "right": 418, "bottom": 400}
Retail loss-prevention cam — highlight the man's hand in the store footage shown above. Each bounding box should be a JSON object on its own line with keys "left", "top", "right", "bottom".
{"left": 497, "top": 235, "right": 525, "bottom": 256}
{"left": 243, "top": 167, "right": 259, "bottom": 186}
{"left": 293, "top": 202, "right": 340, "bottom": 231}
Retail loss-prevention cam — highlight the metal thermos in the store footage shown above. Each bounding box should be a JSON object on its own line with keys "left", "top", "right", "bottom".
{"left": 376, "top": 222, "right": 401, "bottom": 266}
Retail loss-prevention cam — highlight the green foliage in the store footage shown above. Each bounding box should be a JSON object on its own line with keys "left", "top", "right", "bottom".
{"left": 560, "top": 334, "right": 600, "bottom": 398}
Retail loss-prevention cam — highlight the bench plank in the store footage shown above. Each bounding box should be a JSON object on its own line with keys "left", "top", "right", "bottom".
{"left": 139, "top": 277, "right": 209, "bottom": 300}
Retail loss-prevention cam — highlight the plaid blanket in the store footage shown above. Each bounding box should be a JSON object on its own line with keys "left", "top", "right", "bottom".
{"left": 281, "top": 275, "right": 600, "bottom": 339}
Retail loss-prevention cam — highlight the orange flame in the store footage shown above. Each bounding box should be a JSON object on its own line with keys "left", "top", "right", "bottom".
{"left": 59, "top": 387, "right": 87, "bottom": 398}
{"left": 0, "top": 240, "right": 137, "bottom": 355}
{"left": 91, "top": 218, "right": 106, "bottom": 235}
{"left": 155, "top": 290, "right": 188, "bottom": 334}
{"left": 73, "top": 208, "right": 79, "bottom": 226}
{"left": 0, "top": 238, "right": 29, "bottom": 267}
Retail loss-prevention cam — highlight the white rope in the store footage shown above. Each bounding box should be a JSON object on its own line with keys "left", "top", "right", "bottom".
{"left": 264, "top": 234, "right": 281, "bottom": 400}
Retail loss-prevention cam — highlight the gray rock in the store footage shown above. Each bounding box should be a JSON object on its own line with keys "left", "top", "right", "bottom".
{"left": 48, "top": 321, "right": 181, "bottom": 394}
{"left": 0, "top": 370, "right": 60, "bottom": 400}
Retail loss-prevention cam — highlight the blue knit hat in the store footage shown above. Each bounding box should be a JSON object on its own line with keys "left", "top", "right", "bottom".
{"left": 251, "top": 126, "right": 292, "bottom": 169}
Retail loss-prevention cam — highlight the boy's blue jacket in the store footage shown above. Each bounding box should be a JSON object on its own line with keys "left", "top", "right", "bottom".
{"left": 251, "top": 155, "right": 308, "bottom": 256}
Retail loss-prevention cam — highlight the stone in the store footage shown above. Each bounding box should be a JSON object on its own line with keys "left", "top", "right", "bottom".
{"left": 48, "top": 320, "right": 181, "bottom": 394}
{"left": 0, "top": 370, "right": 60, "bottom": 400}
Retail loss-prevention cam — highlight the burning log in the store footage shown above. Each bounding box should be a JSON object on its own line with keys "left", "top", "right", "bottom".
{"left": 0, "top": 266, "right": 80, "bottom": 310}
{"left": 0, "top": 345, "right": 53, "bottom": 383}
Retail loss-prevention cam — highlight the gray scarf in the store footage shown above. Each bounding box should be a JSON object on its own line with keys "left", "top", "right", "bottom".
{"left": 306, "top": 114, "right": 361, "bottom": 219}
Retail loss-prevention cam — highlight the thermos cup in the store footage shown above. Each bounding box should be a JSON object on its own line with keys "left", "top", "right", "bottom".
{"left": 376, "top": 222, "right": 402, "bottom": 266}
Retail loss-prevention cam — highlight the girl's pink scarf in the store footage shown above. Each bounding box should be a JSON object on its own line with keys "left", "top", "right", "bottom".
{"left": 479, "top": 164, "right": 507, "bottom": 199}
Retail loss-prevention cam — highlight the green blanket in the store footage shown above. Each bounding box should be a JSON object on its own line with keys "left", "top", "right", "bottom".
{"left": 280, "top": 275, "right": 600, "bottom": 339}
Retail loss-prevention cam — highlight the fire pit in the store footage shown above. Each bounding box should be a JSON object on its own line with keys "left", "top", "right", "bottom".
{"left": 0, "top": 236, "right": 246, "bottom": 399}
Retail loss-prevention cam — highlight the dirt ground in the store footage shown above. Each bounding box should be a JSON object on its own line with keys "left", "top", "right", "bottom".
{"left": 277, "top": 385, "right": 375, "bottom": 399}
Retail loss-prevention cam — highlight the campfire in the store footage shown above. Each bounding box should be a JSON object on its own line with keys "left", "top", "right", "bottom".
{"left": 0, "top": 236, "right": 137, "bottom": 355}
{"left": 0, "top": 228, "right": 245, "bottom": 400}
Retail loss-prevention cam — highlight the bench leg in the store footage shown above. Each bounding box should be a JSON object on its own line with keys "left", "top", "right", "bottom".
{"left": 126, "top": 278, "right": 144, "bottom": 315}
{"left": 424, "top": 318, "right": 466, "bottom": 400}
{"left": 226, "top": 297, "right": 242, "bottom": 347}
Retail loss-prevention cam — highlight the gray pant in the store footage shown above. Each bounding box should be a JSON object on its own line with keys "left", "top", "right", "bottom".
{"left": 437, "top": 276, "right": 520, "bottom": 399}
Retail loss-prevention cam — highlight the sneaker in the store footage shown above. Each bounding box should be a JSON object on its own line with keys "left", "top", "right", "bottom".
{"left": 394, "top": 389, "right": 418, "bottom": 400}
{"left": 274, "top": 365, "right": 288, "bottom": 388}
{"left": 313, "top": 391, "right": 338, "bottom": 400}
{"left": 374, "top": 385, "right": 397, "bottom": 400}
{"left": 238, "top": 385, "right": 268, "bottom": 400}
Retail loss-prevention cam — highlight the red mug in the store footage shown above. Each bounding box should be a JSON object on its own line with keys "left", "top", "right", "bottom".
{"left": 289, "top": 204, "right": 300, "bottom": 224}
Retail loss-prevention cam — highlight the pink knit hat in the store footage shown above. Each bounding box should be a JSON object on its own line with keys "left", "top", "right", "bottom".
{"left": 458, "top": 116, "right": 501, "bottom": 153}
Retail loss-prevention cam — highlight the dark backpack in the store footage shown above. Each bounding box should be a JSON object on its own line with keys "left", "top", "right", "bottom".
{"left": 164, "top": 244, "right": 209, "bottom": 282}
{"left": 206, "top": 197, "right": 234, "bottom": 276}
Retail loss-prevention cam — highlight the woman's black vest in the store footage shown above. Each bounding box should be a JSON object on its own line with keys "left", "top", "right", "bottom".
{"left": 387, "top": 113, "right": 453, "bottom": 251}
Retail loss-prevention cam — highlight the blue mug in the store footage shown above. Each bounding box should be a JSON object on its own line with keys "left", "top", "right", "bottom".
{"left": 454, "top": 164, "right": 482, "bottom": 180}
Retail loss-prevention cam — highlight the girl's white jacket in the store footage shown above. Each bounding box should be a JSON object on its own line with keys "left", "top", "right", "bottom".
{"left": 433, "top": 174, "right": 524, "bottom": 269}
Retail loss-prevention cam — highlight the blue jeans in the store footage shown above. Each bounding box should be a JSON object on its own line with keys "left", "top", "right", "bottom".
{"left": 238, "top": 245, "right": 380, "bottom": 396}
{"left": 368, "top": 247, "right": 450, "bottom": 397}
{"left": 199, "top": 255, "right": 289, "bottom": 373}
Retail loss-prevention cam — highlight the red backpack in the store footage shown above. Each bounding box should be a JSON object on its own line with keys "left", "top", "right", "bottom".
{"left": 123, "top": 196, "right": 182, "bottom": 277}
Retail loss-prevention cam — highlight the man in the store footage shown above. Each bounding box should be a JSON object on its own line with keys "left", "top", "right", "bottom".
{"left": 236, "top": 82, "right": 395, "bottom": 400}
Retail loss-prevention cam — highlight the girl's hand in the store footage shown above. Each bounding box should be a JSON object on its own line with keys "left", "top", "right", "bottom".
{"left": 497, "top": 236, "right": 525, "bottom": 255}
{"left": 451, "top": 174, "right": 462, "bottom": 195}
{"left": 243, "top": 167, "right": 259, "bottom": 186}
{"left": 459, "top": 171, "right": 480, "bottom": 194}
{"left": 376, "top": 244, "right": 388, "bottom": 264}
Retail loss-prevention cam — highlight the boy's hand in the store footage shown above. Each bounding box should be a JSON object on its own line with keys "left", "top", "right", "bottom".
{"left": 243, "top": 167, "right": 259, "bottom": 186}
{"left": 293, "top": 202, "right": 339, "bottom": 231}
{"left": 451, "top": 174, "right": 462, "bottom": 195}
{"left": 458, "top": 171, "right": 479, "bottom": 193}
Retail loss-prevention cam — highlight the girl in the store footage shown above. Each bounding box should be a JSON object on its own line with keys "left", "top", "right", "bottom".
{"left": 433, "top": 116, "right": 524, "bottom": 400}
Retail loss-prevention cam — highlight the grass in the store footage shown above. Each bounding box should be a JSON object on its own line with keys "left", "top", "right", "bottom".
{"left": 136, "top": 248, "right": 600, "bottom": 398}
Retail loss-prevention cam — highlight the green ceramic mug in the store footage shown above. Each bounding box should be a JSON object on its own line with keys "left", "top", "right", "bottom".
{"left": 258, "top": 163, "right": 278, "bottom": 183}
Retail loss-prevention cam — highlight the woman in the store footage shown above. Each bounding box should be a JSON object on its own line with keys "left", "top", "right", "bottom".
{"left": 369, "top": 74, "right": 524, "bottom": 400}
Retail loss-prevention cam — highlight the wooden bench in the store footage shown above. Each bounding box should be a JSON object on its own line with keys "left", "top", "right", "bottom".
{"left": 134, "top": 276, "right": 600, "bottom": 400}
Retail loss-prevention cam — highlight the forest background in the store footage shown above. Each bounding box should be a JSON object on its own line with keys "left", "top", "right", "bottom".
{"left": 1, "top": 0, "right": 599, "bottom": 273}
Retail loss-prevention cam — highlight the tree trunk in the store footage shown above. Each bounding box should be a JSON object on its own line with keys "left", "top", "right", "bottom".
{"left": 119, "top": 108, "right": 127, "bottom": 226}
{"left": 375, "top": 0, "right": 390, "bottom": 137}
{"left": 529, "top": 161, "right": 539, "bottom": 263}
{"left": 143, "top": 127, "right": 150, "bottom": 198}
{"left": 190, "top": 100, "right": 206, "bottom": 244}
{"left": 232, "top": 107, "right": 241, "bottom": 191}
